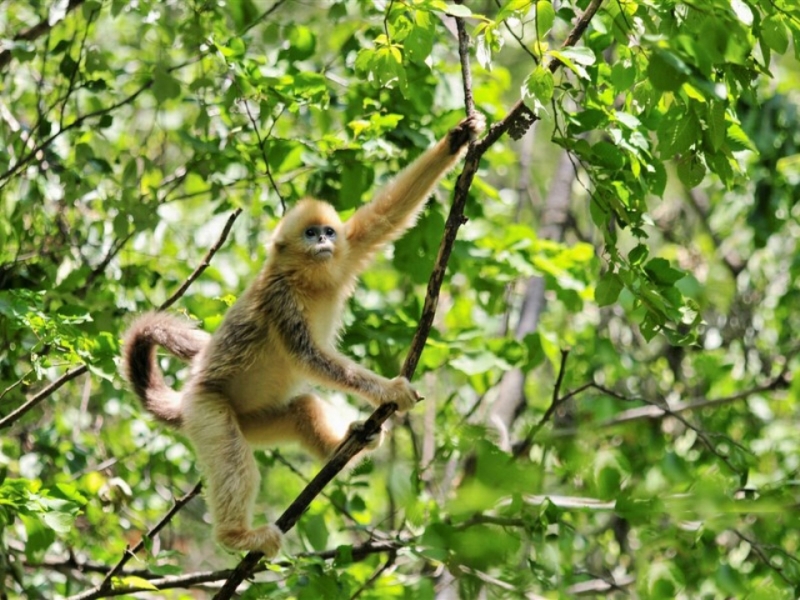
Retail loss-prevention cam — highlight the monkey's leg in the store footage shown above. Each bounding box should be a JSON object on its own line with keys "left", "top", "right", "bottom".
{"left": 239, "top": 394, "right": 383, "bottom": 459}
{"left": 182, "top": 391, "right": 282, "bottom": 557}
{"left": 239, "top": 394, "right": 343, "bottom": 458}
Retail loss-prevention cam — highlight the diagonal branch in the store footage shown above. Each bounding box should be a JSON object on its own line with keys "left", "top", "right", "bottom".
{"left": 214, "top": 2, "right": 605, "bottom": 596}
{"left": 0, "top": 366, "right": 87, "bottom": 430}
{"left": 63, "top": 483, "right": 204, "bottom": 600}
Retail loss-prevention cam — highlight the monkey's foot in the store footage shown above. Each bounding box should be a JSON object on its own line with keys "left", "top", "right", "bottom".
{"left": 216, "top": 523, "right": 283, "bottom": 558}
{"left": 347, "top": 420, "right": 384, "bottom": 450}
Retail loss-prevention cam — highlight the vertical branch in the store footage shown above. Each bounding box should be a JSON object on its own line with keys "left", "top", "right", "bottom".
{"left": 401, "top": 12, "right": 478, "bottom": 379}
{"left": 455, "top": 18, "right": 475, "bottom": 116}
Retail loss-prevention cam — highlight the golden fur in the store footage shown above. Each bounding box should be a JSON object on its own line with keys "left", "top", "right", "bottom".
{"left": 121, "top": 114, "right": 484, "bottom": 557}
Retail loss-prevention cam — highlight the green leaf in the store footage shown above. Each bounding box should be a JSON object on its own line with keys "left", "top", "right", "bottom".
{"left": 628, "top": 244, "right": 649, "bottom": 266}
{"left": 535, "top": 1, "right": 555, "bottom": 38}
{"left": 497, "top": 0, "right": 532, "bottom": 22}
{"left": 658, "top": 109, "right": 698, "bottom": 158}
{"left": 648, "top": 49, "right": 689, "bottom": 92}
{"left": 705, "top": 102, "right": 726, "bottom": 150}
{"left": 761, "top": 15, "right": 789, "bottom": 54}
{"left": 227, "top": 0, "right": 259, "bottom": 31}
{"left": 549, "top": 48, "right": 591, "bottom": 78}
{"left": 644, "top": 258, "right": 684, "bottom": 285}
{"left": 113, "top": 576, "right": 158, "bottom": 591}
{"left": 595, "top": 272, "right": 624, "bottom": 306}
{"left": 21, "top": 514, "right": 55, "bottom": 557}
{"left": 524, "top": 65, "right": 554, "bottom": 103}
{"left": 42, "top": 510, "right": 75, "bottom": 534}
{"left": 284, "top": 25, "right": 316, "bottom": 61}
{"left": 559, "top": 46, "right": 596, "bottom": 66}
{"left": 405, "top": 12, "right": 435, "bottom": 64}
{"left": 676, "top": 153, "right": 706, "bottom": 187}
{"left": 301, "top": 512, "right": 329, "bottom": 552}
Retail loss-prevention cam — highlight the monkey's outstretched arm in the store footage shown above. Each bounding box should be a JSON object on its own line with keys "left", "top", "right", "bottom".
{"left": 345, "top": 114, "right": 484, "bottom": 261}
{"left": 264, "top": 277, "right": 418, "bottom": 411}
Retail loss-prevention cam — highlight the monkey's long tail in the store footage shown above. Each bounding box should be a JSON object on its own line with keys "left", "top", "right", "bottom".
{"left": 121, "top": 312, "right": 210, "bottom": 427}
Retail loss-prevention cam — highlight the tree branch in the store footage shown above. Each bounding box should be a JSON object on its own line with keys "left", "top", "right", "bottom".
{"left": 66, "top": 483, "right": 204, "bottom": 600}
{"left": 160, "top": 208, "right": 243, "bottom": 311}
{"left": 550, "top": 370, "right": 791, "bottom": 435}
{"left": 0, "top": 366, "right": 87, "bottom": 430}
{"left": 60, "top": 539, "right": 403, "bottom": 599}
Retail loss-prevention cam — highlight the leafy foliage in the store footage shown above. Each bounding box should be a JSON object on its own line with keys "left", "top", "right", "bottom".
{"left": 1, "top": 0, "right": 799, "bottom": 598}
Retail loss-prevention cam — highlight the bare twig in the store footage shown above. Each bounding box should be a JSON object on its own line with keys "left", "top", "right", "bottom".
{"left": 512, "top": 350, "right": 571, "bottom": 457}
{"left": 160, "top": 208, "right": 243, "bottom": 311}
{"left": 0, "top": 366, "right": 87, "bottom": 430}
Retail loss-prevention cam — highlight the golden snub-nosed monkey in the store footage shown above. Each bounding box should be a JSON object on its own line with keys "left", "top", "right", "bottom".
{"left": 122, "top": 113, "right": 485, "bottom": 557}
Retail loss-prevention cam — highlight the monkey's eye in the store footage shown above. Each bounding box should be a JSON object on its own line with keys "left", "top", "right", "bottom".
{"left": 324, "top": 227, "right": 336, "bottom": 238}
{"left": 304, "top": 227, "right": 317, "bottom": 238}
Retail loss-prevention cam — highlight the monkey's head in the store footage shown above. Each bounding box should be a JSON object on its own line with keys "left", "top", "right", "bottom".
{"left": 272, "top": 198, "right": 346, "bottom": 268}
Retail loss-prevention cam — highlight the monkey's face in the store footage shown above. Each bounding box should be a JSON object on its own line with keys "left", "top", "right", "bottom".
{"left": 302, "top": 223, "right": 339, "bottom": 260}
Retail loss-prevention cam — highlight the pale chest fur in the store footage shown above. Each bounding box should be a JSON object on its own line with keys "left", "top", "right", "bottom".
{"left": 297, "top": 292, "right": 345, "bottom": 350}
{"left": 223, "top": 290, "right": 346, "bottom": 415}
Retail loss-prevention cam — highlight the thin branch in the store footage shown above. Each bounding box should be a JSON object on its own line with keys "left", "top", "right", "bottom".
{"left": 228, "top": 73, "right": 284, "bottom": 209}
{"left": 67, "top": 483, "right": 203, "bottom": 600}
{"left": 0, "top": 366, "right": 87, "bottom": 430}
{"left": 455, "top": 18, "right": 475, "bottom": 115}
{"left": 550, "top": 371, "right": 791, "bottom": 434}
{"left": 512, "top": 349, "right": 571, "bottom": 458}
{"left": 62, "top": 540, "right": 403, "bottom": 600}
{"left": 0, "top": 372, "right": 30, "bottom": 403}
{"left": 159, "top": 208, "right": 243, "bottom": 311}
{"left": 79, "top": 230, "right": 136, "bottom": 296}
{"left": 400, "top": 12, "right": 480, "bottom": 379}
{"left": 733, "top": 530, "right": 795, "bottom": 586}
{"left": 240, "top": 0, "right": 290, "bottom": 35}
{"left": 349, "top": 551, "right": 397, "bottom": 600}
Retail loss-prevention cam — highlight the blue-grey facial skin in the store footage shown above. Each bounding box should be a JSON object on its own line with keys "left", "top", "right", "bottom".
{"left": 303, "top": 225, "right": 337, "bottom": 258}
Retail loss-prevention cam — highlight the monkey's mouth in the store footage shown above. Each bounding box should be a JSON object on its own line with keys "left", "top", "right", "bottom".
{"left": 314, "top": 248, "right": 334, "bottom": 259}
